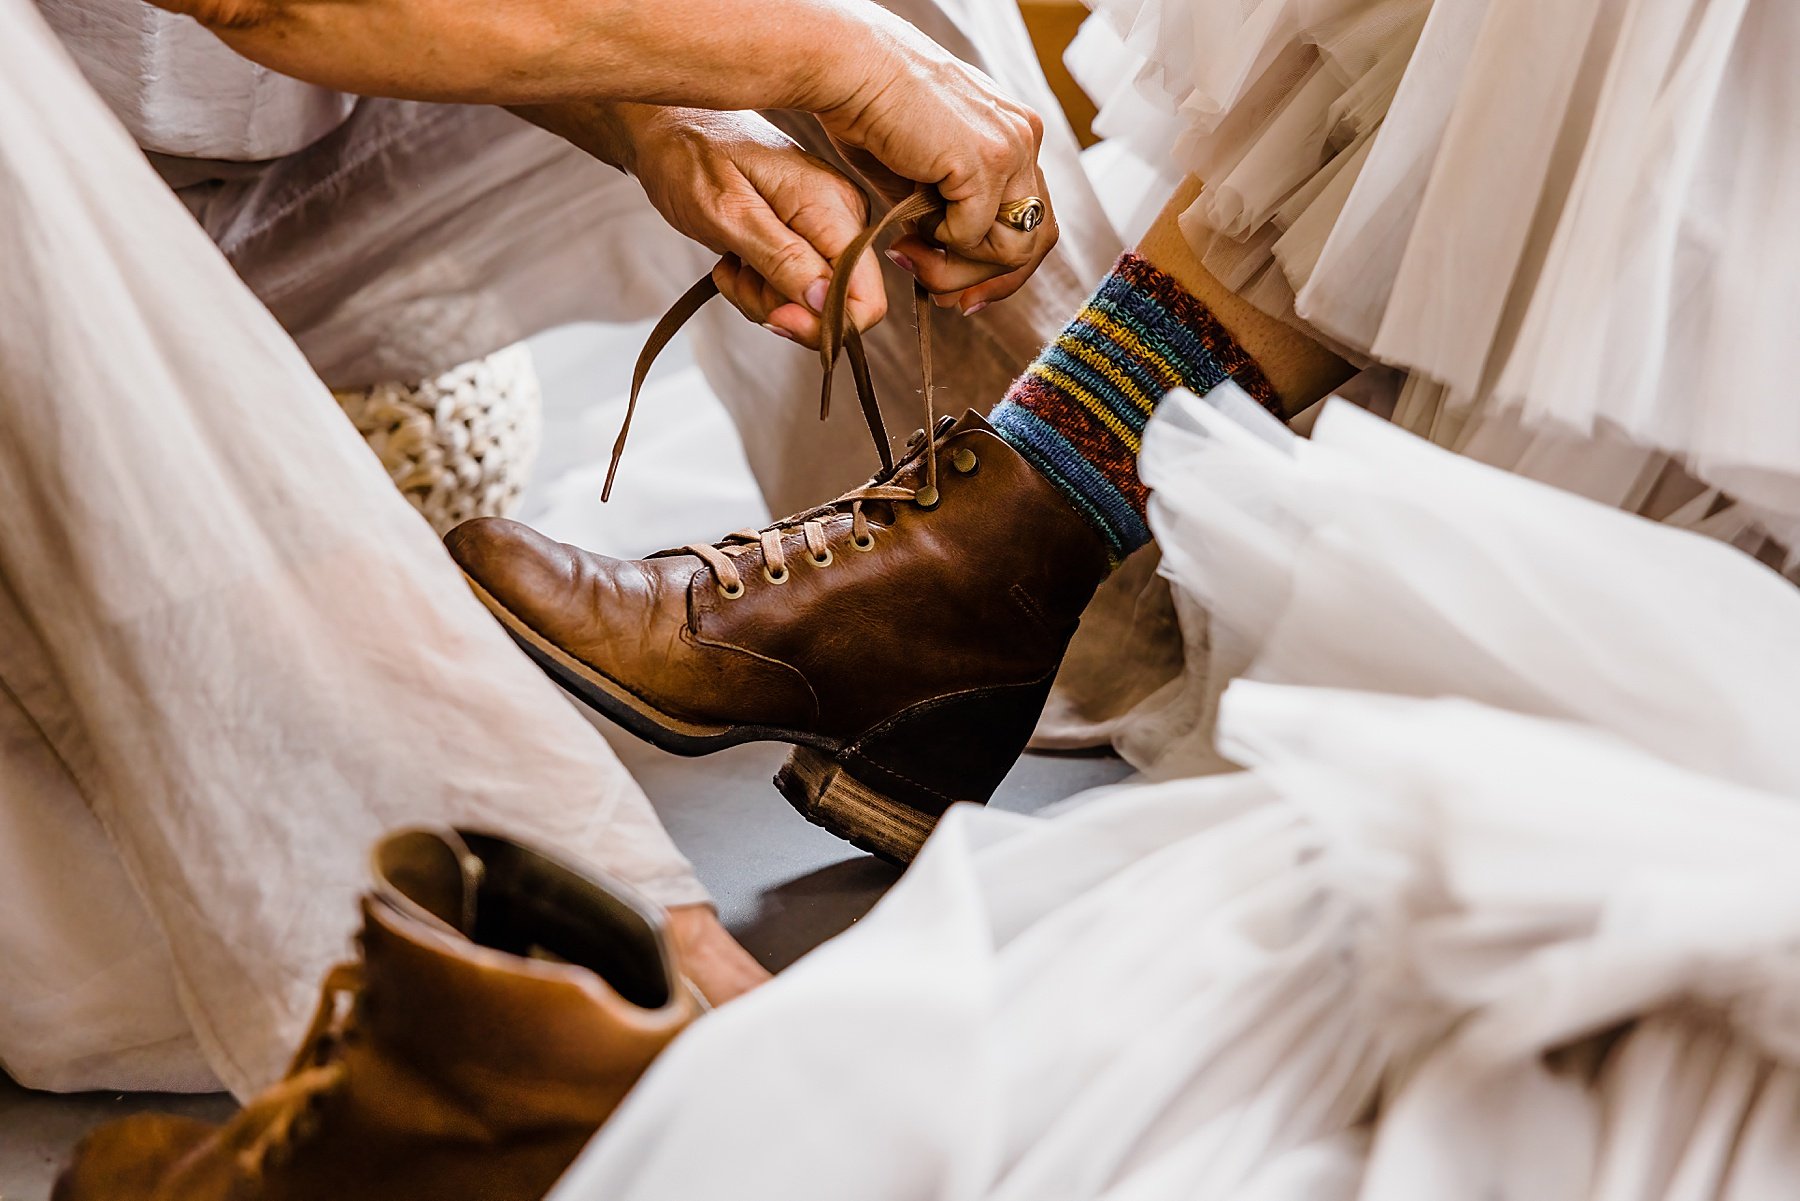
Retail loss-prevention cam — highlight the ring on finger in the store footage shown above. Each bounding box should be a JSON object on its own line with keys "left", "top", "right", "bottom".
{"left": 996, "top": 196, "right": 1046, "bottom": 233}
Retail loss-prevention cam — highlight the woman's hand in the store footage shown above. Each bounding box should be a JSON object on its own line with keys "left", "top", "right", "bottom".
{"left": 815, "top": 12, "right": 1059, "bottom": 314}
{"left": 521, "top": 103, "right": 888, "bottom": 348}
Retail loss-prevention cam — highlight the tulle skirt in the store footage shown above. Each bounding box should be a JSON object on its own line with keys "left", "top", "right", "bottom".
{"left": 545, "top": 386, "right": 1800, "bottom": 1200}
{"left": 1070, "top": 0, "right": 1800, "bottom": 535}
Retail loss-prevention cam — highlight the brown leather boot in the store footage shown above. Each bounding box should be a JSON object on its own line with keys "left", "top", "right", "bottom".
{"left": 446, "top": 411, "right": 1112, "bottom": 863}
{"left": 54, "top": 828, "right": 701, "bottom": 1201}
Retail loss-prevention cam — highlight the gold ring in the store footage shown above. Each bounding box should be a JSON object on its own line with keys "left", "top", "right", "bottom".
{"left": 997, "top": 196, "right": 1046, "bottom": 233}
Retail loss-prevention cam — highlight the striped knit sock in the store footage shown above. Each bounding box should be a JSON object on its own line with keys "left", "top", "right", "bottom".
{"left": 989, "top": 252, "right": 1281, "bottom": 560}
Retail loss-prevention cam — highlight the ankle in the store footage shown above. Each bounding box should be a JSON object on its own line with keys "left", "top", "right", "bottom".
{"left": 667, "top": 904, "right": 770, "bottom": 1005}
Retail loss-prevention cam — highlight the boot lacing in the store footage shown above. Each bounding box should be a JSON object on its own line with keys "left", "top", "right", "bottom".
{"left": 237, "top": 962, "right": 363, "bottom": 1177}
{"left": 605, "top": 190, "right": 953, "bottom": 595}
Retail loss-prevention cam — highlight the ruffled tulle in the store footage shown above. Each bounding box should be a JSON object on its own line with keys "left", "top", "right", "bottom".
{"left": 1070, "top": 0, "right": 1800, "bottom": 531}
{"left": 545, "top": 386, "right": 1800, "bottom": 1200}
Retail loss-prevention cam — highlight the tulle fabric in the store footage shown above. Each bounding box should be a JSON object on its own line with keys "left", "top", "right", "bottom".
{"left": 547, "top": 387, "right": 1800, "bottom": 1199}
{"left": 1069, "top": 0, "right": 1800, "bottom": 529}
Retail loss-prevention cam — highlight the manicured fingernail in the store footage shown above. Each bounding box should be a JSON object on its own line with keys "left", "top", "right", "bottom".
{"left": 803, "top": 279, "right": 828, "bottom": 312}
{"left": 761, "top": 322, "right": 797, "bottom": 342}
{"left": 931, "top": 292, "right": 957, "bottom": 309}
{"left": 885, "top": 250, "right": 916, "bottom": 274}
{"left": 962, "top": 301, "right": 988, "bottom": 317}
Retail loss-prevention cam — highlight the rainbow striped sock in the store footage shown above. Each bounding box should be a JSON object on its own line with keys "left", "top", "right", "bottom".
{"left": 989, "top": 253, "right": 1281, "bottom": 560}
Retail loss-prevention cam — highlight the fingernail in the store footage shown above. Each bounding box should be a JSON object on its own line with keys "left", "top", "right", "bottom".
{"left": 803, "top": 279, "right": 828, "bottom": 312}
{"left": 962, "top": 301, "right": 988, "bottom": 317}
{"left": 761, "top": 322, "right": 797, "bottom": 343}
{"left": 885, "top": 250, "right": 916, "bottom": 274}
{"left": 931, "top": 292, "right": 957, "bottom": 309}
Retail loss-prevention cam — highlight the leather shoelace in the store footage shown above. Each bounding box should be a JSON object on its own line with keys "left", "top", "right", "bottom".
{"left": 603, "top": 189, "right": 951, "bottom": 593}
{"left": 239, "top": 962, "right": 362, "bottom": 1177}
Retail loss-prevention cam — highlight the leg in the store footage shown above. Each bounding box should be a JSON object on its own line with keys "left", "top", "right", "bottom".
{"left": 1135, "top": 178, "right": 1357, "bottom": 416}
{"left": 989, "top": 175, "right": 1355, "bottom": 558}
{"left": 0, "top": 0, "right": 751, "bottom": 1097}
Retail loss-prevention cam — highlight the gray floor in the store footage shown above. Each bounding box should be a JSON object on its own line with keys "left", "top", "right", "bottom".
{"left": 0, "top": 735, "right": 1129, "bottom": 1200}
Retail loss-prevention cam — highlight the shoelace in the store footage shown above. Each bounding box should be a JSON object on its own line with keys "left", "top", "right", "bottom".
{"left": 603, "top": 189, "right": 951, "bottom": 593}
{"left": 239, "top": 962, "right": 363, "bottom": 1177}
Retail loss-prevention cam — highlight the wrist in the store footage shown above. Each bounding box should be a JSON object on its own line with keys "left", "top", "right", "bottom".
{"left": 788, "top": 0, "right": 911, "bottom": 120}
{"left": 508, "top": 100, "right": 641, "bottom": 172}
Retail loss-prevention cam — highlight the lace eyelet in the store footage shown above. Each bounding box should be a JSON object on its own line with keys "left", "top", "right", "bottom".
{"left": 809, "top": 548, "right": 835, "bottom": 568}
{"left": 914, "top": 485, "right": 941, "bottom": 509}
{"left": 852, "top": 533, "right": 876, "bottom": 552}
{"left": 951, "top": 448, "right": 979, "bottom": 474}
{"left": 718, "top": 581, "right": 746, "bottom": 600}
{"left": 763, "top": 565, "right": 790, "bottom": 585}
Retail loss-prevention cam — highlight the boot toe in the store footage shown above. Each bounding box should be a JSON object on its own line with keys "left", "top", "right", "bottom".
{"left": 53, "top": 1113, "right": 217, "bottom": 1201}
{"left": 444, "top": 517, "right": 577, "bottom": 619}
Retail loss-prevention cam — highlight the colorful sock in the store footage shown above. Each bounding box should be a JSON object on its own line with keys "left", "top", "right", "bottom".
{"left": 989, "top": 252, "right": 1281, "bottom": 560}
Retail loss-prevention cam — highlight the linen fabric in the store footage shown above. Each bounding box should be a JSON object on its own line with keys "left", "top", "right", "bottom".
{"left": 546, "top": 384, "right": 1800, "bottom": 1201}
{"left": 35, "top": 0, "right": 356, "bottom": 160}
{"left": 0, "top": 0, "right": 703, "bottom": 1099}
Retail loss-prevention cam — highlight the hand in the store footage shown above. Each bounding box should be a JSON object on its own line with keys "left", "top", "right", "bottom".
{"left": 817, "top": 14, "right": 1059, "bottom": 314}
{"left": 619, "top": 107, "right": 889, "bottom": 348}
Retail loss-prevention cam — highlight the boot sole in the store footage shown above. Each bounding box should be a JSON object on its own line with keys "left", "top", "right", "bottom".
{"left": 463, "top": 573, "right": 931, "bottom": 863}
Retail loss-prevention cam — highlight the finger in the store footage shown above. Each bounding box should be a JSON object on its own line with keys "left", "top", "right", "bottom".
{"left": 886, "top": 234, "right": 1012, "bottom": 295}
{"left": 931, "top": 109, "right": 1043, "bottom": 262}
{"left": 717, "top": 192, "right": 839, "bottom": 317}
{"left": 713, "top": 256, "right": 822, "bottom": 347}
{"left": 779, "top": 180, "right": 888, "bottom": 334}
{"left": 951, "top": 189, "right": 1059, "bottom": 312}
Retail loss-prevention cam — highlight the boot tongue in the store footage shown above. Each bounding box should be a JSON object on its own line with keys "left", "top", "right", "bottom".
{"left": 371, "top": 827, "right": 484, "bottom": 937}
{"left": 876, "top": 410, "right": 988, "bottom": 489}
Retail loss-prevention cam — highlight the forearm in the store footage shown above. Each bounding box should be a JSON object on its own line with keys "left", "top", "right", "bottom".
{"left": 156, "top": 0, "right": 905, "bottom": 114}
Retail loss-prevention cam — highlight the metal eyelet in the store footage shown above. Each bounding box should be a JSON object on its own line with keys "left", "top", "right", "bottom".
{"left": 951, "top": 448, "right": 979, "bottom": 474}
{"left": 809, "top": 548, "right": 835, "bottom": 568}
{"left": 763, "top": 565, "right": 790, "bottom": 585}
{"left": 718, "top": 581, "right": 746, "bottom": 600}
{"left": 852, "top": 533, "right": 876, "bottom": 552}
{"left": 913, "top": 485, "right": 941, "bottom": 509}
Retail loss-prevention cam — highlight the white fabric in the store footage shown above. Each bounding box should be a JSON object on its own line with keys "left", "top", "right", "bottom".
{"left": 34, "top": 0, "right": 355, "bottom": 160}
{"left": 1068, "top": 0, "right": 1800, "bottom": 532}
{"left": 547, "top": 384, "right": 1800, "bottom": 1200}
{"left": 0, "top": 0, "right": 703, "bottom": 1099}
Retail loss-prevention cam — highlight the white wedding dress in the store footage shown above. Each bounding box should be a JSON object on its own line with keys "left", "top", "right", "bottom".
{"left": 1070, "top": 0, "right": 1800, "bottom": 547}
{"left": 548, "top": 384, "right": 1800, "bottom": 1200}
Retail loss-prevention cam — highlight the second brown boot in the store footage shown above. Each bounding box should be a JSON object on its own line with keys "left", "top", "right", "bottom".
{"left": 54, "top": 827, "right": 701, "bottom": 1201}
{"left": 446, "top": 412, "right": 1112, "bottom": 863}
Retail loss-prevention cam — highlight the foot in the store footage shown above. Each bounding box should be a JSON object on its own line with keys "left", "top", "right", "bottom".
{"left": 446, "top": 412, "right": 1111, "bottom": 862}
{"left": 668, "top": 904, "right": 770, "bottom": 1003}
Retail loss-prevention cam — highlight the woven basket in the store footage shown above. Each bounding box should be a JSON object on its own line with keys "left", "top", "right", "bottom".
{"left": 334, "top": 343, "right": 543, "bottom": 535}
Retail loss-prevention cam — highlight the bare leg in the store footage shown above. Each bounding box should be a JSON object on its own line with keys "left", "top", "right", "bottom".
{"left": 670, "top": 907, "right": 771, "bottom": 1004}
{"left": 1136, "top": 177, "right": 1356, "bottom": 417}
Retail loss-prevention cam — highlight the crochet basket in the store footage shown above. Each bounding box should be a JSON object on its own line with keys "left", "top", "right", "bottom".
{"left": 334, "top": 343, "right": 543, "bottom": 535}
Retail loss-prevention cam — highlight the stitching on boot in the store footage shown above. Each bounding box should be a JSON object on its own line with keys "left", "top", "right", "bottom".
{"left": 1008, "top": 584, "right": 1054, "bottom": 635}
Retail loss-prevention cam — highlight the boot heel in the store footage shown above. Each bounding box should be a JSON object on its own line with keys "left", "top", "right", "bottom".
{"left": 775, "top": 748, "right": 938, "bottom": 865}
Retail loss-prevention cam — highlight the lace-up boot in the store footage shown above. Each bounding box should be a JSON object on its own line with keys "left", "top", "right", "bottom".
{"left": 445, "top": 411, "right": 1112, "bottom": 863}
{"left": 53, "top": 828, "right": 701, "bottom": 1201}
